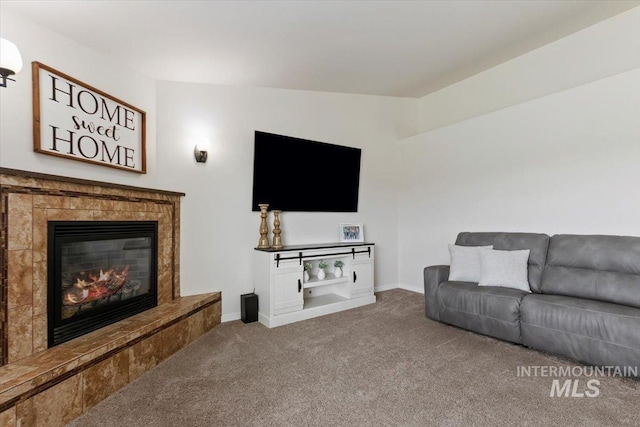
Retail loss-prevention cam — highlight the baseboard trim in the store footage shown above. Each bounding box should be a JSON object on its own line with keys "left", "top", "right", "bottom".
{"left": 374, "top": 283, "right": 399, "bottom": 292}
{"left": 223, "top": 284, "right": 423, "bottom": 321}
{"left": 398, "top": 283, "right": 424, "bottom": 294}
{"left": 222, "top": 313, "right": 241, "bottom": 323}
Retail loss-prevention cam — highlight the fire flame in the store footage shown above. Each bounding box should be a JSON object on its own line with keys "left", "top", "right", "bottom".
{"left": 87, "top": 269, "right": 114, "bottom": 283}
{"left": 63, "top": 265, "right": 130, "bottom": 306}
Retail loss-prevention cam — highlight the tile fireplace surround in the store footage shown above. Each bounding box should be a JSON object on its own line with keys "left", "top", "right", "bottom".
{"left": 0, "top": 168, "right": 222, "bottom": 427}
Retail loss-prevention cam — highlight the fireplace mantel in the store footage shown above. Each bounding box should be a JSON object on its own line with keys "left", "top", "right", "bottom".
{"left": 0, "top": 168, "right": 185, "bottom": 197}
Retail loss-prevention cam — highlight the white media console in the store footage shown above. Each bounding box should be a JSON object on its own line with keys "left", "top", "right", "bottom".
{"left": 253, "top": 243, "right": 376, "bottom": 327}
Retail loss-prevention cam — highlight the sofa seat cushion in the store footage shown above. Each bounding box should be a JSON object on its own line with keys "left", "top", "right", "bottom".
{"left": 438, "top": 281, "right": 528, "bottom": 343}
{"left": 521, "top": 294, "right": 640, "bottom": 369}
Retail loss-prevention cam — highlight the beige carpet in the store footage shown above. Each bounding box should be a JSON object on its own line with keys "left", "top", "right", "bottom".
{"left": 67, "top": 289, "right": 640, "bottom": 426}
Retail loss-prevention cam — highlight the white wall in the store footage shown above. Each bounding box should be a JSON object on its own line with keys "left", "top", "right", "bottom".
{"left": 156, "top": 82, "right": 417, "bottom": 318}
{"left": 398, "top": 67, "right": 640, "bottom": 289}
{"left": 1, "top": 9, "right": 418, "bottom": 321}
{"left": 399, "top": 8, "right": 640, "bottom": 291}
{"left": 0, "top": 11, "right": 158, "bottom": 188}
{"left": 418, "top": 7, "right": 640, "bottom": 133}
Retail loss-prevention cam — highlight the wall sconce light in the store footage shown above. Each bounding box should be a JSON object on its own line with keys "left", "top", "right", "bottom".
{"left": 0, "top": 38, "right": 23, "bottom": 88}
{"left": 194, "top": 145, "right": 208, "bottom": 163}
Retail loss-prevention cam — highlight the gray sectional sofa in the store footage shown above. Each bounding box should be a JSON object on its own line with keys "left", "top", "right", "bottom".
{"left": 424, "top": 232, "right": 640, "bottom": 372}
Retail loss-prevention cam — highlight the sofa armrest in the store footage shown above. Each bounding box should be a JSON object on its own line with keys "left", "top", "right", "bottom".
{"left": 423, "top": 265, "right": 450, "bottom": 321}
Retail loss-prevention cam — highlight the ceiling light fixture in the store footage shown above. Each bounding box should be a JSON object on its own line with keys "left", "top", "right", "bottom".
{"left": 0, "top": 38, "right": 23, "bottom": 88}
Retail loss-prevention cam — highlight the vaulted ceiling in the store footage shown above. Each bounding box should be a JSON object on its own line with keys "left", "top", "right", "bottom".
{"left": 2, "top": 1, "right": 638, "bottom": 97}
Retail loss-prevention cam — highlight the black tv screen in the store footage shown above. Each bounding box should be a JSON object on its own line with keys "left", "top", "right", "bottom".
{"left": 252, "top": 131, "right": 361, "bottom": 212}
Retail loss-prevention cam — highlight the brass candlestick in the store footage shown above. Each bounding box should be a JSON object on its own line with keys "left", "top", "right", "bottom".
{"left": 257, "top": 204, "right": 270, "bottom": 249}
{"left": 272, "top": 210, "right": 283, "bottom": 249}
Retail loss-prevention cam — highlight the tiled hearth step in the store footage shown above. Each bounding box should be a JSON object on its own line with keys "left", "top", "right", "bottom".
{"left": 0, "top": 292, "right": 221, "bottom": 427}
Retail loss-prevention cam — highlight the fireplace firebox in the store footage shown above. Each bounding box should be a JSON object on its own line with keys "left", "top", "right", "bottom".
{"left": 48, "top": 221, "right": 158, "bottom": 347}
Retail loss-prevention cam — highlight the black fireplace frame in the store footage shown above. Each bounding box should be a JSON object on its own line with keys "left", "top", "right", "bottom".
{"left": 47, "top": 221, "right": 158, "bottom": 347}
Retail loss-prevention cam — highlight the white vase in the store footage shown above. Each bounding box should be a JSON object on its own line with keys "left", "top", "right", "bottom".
{"left": 334, "top": 267, "right": 342, "bottom": 278}
{"left": 303, "top": 271, "right": 309, "bottom": 283}
{"left": 317, "top": 269, "right": 326, "bottom": 280}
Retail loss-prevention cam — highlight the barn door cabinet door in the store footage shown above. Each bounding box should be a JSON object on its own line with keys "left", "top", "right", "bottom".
{"left": 351, "top": 257, "right": 373, "bottom": 297}
{"left": 273, "top": 267, "right": 304, "bottom": 315}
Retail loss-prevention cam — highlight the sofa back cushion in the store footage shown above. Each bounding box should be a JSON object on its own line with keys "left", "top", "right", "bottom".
{"left": 455, "top": 232, "right": 550, "bottom": 292}
{"left": 542, "top": 234, "right": 640, "bottom": 308}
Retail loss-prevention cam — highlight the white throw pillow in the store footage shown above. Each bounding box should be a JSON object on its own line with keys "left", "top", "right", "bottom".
{"left": 448, "top": 244, "right": 493, "bottom": 282}
{"left": 478, "top": 249, "right": 531, "bottom": 292}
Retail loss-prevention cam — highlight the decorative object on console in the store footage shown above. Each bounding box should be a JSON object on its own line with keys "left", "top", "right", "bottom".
{"left": 257, "top": 203, "right": 271, "bottom": 249}
{"left": 340, "top": 223, "right": 364, "bottom": 243}
{"left": 194, "top": 145, "right": 208, "bottom": 163}
{"left": 317, "top": 260, "right": 328, "bottom": 280}
{"left": 303, "top": 262, "right": 311, "bottom": 283}
{"left": 32, "top": 62, "right": 147, "bottom": 174}
{"left": 0, "top": 38, "right": 22, "bottom": 88}
{"left": 334, "top": 260, "right": 344, "bottom": 278}
{"left": 272, "top": 210, "right": 283, "bottom": 249}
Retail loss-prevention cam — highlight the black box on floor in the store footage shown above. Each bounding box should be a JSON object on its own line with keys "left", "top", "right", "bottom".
{"left": 241, "top": 293, "right": 258, "bottom": 323}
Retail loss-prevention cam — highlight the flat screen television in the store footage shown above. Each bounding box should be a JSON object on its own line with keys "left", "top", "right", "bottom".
{"left": 251, "top": 131, "right": 361, "bottom": 212}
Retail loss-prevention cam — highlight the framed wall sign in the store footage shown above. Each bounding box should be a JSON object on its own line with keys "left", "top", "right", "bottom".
{"left": 32, "top": 62, "right": 147, "bottom": 173}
